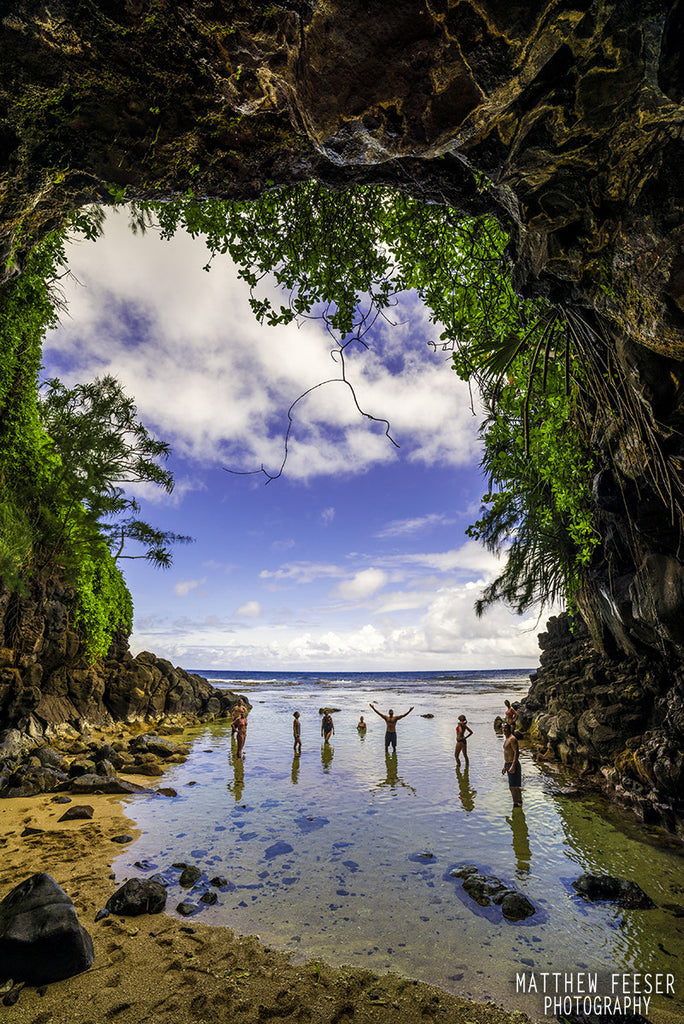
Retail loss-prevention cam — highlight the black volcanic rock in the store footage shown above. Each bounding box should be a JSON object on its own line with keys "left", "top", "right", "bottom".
{"left": 105, "top": 878, "right": 167, "bottom": 916}
{"left": 0, "top": 873, "right": 94, "bottom": 984}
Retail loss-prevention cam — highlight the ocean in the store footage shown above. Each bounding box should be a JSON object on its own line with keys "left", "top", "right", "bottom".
{"left": 112, "top": 669, "right": 683, "bottom": 1022}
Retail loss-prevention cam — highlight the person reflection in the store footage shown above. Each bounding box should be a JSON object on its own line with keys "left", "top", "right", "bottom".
{"left": 455, "top": 765, "right": 476, "bottom": 812}
{"left": 506, "top": 805, "right": 531, "bottom": 876}
{"left": 227, "top": 751, "right": 245, "bottom": 803}
{"left": 321, "top": 740, "right": 334, "bottom": 773}
{"left": 375, "top": 751, "right": 417, "bottom": 794}
{"left": 291, "top": 753, "right": 300, "bottom": 785}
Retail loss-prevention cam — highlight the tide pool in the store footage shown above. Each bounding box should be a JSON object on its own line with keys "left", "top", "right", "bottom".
{"left": 113, "top": 674, "right": 684, "bottom": 1022}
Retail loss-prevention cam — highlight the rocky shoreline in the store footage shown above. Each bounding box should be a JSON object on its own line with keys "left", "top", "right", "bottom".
{"left": 0, "top": 726, "right": 538, "bottom": 1024}
{"left": 518, "top": 614, "right": 684, "bottom": 838}
{"left": 0, "top": 708, "right": 246, "bottom": 802}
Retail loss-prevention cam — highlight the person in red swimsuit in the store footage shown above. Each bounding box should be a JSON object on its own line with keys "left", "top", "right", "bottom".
{"left": 504, "top": 699, "right": 519, "bottom": 732}
{"left": 235, "top": 710, "right": 248, "bottom": 759}
{"left": 454, "top": 714, "right": 473, "bottom": 767}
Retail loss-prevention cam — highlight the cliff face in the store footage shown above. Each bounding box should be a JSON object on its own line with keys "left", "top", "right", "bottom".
{"left": 1, "top": 2, "right": 684, "bottom": 817}
{"left": 0, "top": 577, "right": 236, "bottom": 736}
{"left": 519, "top": 613, "right": 684, "bottom": 835}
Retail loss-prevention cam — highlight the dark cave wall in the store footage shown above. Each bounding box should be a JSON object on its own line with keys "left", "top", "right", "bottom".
{"left": 1, "top": 1, "right": 684, "bottom": 817}
{"left": 2, "top": 0, "right": 684, "bottom": 361}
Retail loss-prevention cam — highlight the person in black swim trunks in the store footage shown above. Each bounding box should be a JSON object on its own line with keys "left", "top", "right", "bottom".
{"left": 502, "top": 722, "right": 522, "bottom": 806}
{"left": 369, "top": 702, "right": 413, "bottom": 752}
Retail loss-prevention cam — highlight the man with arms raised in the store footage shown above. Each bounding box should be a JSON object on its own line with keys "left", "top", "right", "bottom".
{"left": 369, "top": 702, "right": 414, "bottom": 752}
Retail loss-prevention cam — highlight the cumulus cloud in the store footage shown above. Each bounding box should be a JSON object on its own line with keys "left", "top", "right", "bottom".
{"left": 334, "top": 568, "right": 388, "bottom": 602}
{"left": 46, "top": 211, "right": 481, "bottom": 483}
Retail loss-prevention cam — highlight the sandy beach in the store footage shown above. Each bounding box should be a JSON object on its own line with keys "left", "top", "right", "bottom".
{"left": 0, "top": 746, "right": 536, "bottom": 1024}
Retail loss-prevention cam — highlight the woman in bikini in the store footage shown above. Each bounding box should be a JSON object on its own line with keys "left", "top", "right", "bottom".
{"left": 235, "top": 708, "right": 248, "bottom": 759}
{"left": 504, "top": 699, "right": 519, "bottom": 732}
{"left": 454, "top": 714, "right": 473, "bottom": 767}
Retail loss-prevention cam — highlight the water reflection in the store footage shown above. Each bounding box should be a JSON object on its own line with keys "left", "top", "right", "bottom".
{"left": 321, "top": 741, "right": 334, "bottom": 772}
{"left": 227, "top": 751, "right": 245, "bottom": 802}
{"left": 506, "top": 806, "right": 531, "bottom": 875}
{"left": 113, "top": 686, "right": 684, "bottom": 1021}
{"left": 455, "top": 766, "right": 476, "bottom": 812}
{"left": 375, "top": 751, "right": 417, "bottom": 795}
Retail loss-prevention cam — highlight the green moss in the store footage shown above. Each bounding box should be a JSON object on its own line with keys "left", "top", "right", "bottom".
{"left": 0, "top": 219, "right": 135, "bottom": 661}
{"left": 73, "top": 543, "right": 133, "bottom": 661}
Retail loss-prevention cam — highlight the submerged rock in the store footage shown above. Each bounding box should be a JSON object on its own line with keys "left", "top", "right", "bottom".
{"left": 176, "top": 901, "right": 200, "bottom": 916}
{"left": 449, "top": 864, "right": 536, "bottom": 922}
{"left": 179, "top": 866, "right": 203, "bottom": 888}
{"left": 0, "top": 873, "right": 94, "bottom": 984}
{"left": 572, "top": 874, "right": 655, "bottom": 908}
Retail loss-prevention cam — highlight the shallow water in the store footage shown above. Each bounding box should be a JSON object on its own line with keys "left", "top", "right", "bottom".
{"left": 113, "top": 674, "right": 684, "bottom": 1021}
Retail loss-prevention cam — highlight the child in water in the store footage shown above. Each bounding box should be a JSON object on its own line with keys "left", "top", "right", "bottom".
{"left": 357, "top": 715, "right": 367, "bottom": 732}
{"left": 293, "top": 711, "right": 302, "bottom": 754}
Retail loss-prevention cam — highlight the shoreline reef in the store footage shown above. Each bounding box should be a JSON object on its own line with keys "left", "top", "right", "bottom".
{"left": 0, "top": 723, "right": 536, "bottom": 1024}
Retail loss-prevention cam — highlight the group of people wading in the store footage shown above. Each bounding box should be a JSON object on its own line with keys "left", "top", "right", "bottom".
{"left": 230, "top": 695, "right": 523, "bottom": 806}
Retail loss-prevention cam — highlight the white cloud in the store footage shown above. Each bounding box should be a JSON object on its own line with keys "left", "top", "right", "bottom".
{"left": 46, "top": 211, "right": 482, "bottom": 484}
{"left": 173, "top": 577, "right": 207, "bottom": 597}
{"left": 321, "top": 507, "right": 335, "bottom": 525}
{"left": 235, "top": 600, "right": 262, "bottom": 618}
{"left": 334, "top": 568, "right": 388, "bottom": 602}
{"left": 375, "top": 512, "right": 456, "bottom": 538}
{"left": 260, "top": 562, "right": 345, "bottom": 585}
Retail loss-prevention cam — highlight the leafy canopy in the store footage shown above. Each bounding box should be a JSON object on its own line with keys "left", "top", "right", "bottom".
{"left": 130, "top": 181, "right": 598, "bottom": 613}
{"left": 38, "top": 374, "right": 192, "bottom": 569}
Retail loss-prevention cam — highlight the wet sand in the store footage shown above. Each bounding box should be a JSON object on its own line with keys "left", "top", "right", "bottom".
{"left": 0, "top": 765, "right": 536, "bottom": 1024}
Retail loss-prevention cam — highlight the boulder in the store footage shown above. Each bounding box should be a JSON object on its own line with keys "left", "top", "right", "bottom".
{"left": 449, "top": 864, "right": 536, "bottom": 922}
{"left": 501, "top": 892, "right": 536, "bottom": 921}
{"left": 179, "top": 866, "right": 202, "bottom": 888}
{"left": 69, "top": 774, "right": 151, "bottom": 795}
{"left": 572, "top": 874, "right": 655, "bottom": 909}
{"left": 32, "top": 745, "right": 69, "bottom": 772}
{"left": 58, "top": 804, "right": 94, "bottom": 822}
{"left": 0, "top": 873, "right": 94, "bottom": 984}
{"left": 105, "top": 878, "right": 166, "bottom": 916}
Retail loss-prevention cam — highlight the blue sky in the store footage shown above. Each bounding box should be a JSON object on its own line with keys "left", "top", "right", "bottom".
{"left": 42, "top": 209, "right": 547, "bottom": 671}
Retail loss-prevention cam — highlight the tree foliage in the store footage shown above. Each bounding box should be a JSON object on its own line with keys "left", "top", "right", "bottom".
{"left": 38, "top": 374, "right": 192, "bottom": 569}
{"left": 132, "top": 182, "right": 599, "bottom": 614}
{"left": 0, "top": 216, "right": 188, "bottom": 659}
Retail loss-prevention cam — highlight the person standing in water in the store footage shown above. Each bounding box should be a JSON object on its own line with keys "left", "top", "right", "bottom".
{"left": 454, "top": 714, "right": 473, "bottom": 767}
{"left": 504, "top": 699, "right": 519, "bottom": 732}
{"left": 234, "top": 706, "right": 248, "bottom": 759}
{"left": 502, "top": 722, "right": 522, "bottom": 806}
{"left": 293, "top": 711, "right": 302, "bottom": 754}
{"left": 321, "top": 710, "right": 335, "bottom": 743}
{"left": 231, "top": 699, "right": 247, "bottom": 736}
{"left": 369, "top": 702, "right": 414, "bottom": 752}
{"left": 357, "top": 715, "right": 367, "bottom": 733}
